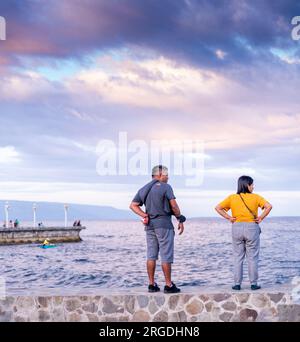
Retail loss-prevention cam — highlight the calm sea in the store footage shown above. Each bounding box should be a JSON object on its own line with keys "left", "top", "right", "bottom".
{"left": 1, "top": 217, "right": 299, "bottom": 293}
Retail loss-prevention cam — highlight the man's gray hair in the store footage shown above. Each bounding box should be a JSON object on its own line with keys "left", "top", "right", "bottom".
{"left": 152, "top": 165, "right": 168, "bottom": 176}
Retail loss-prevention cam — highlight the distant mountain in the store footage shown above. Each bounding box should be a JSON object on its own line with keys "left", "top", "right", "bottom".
{"left": 0, "top": 200, "right": 135, "bottom": 222}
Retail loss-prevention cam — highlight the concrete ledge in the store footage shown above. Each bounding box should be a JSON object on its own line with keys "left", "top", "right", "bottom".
{"left": 1, "top": 280, "right": 300, "bottom": 322}
{"left": 0, "top": 226, "right": 86, "bottom": 245}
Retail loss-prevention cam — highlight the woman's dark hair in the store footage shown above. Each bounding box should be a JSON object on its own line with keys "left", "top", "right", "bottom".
{"left": 237, "top": 175, "right": 254, "bottom": 194}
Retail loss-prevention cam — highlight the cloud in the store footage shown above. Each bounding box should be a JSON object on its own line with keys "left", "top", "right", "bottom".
{"left": 0, "top": 71, "right": 60, "bottom": 101}
{"left": 270, "top": 48, "right": 300, "bottom": 65}
{"left": 62, "top": 54, "right": 300, "bottom": 151}
{"left": 1, "top": 49, "right": 300, "bottom": 190}
{"left": 1, "top": 0, "right": 300, "bottom": 69}
{"left": 215, "top": 49, "right": 227, "bottom": 60}
{"left": 68, "top": 108, "right": 93, "bottom": 122}
{"left": 2, "top": 51, "right": 300, "bottom": 155}
{"left": 66, "top": 55, "right": 232, "bottom": 110}
{"left": 0, "top": 146, "right": 21, "bottom": 164}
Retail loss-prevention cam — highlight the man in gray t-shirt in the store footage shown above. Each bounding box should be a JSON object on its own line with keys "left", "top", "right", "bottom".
{"left": 130, "top": 165, "right": 185, "bottom": 294}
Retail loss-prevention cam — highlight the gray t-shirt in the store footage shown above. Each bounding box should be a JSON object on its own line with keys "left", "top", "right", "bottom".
{"left": 132, "top": 179, "right": 176, "bottom": 229}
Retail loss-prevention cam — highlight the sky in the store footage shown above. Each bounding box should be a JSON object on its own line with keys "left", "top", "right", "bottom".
{"left": 0, "top": 0, "right": 300, "bottom": 217}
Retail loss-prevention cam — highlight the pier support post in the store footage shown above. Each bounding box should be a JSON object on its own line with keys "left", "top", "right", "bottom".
{"left": 33, "top": 203, "right": 37, "bottom": 228}
{"left": 5, "top": 201, "right": 9, "bottom": 228}
{"left": 64, "top": 204, "right": 68, "bottom": 228}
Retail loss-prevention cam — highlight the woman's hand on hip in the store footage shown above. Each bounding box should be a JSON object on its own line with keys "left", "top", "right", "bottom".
{"left": 255, "top": 216, "right": 263, "bottom": 224}
{"left": 228, "top": 216, "right": 237, "bottom": 223}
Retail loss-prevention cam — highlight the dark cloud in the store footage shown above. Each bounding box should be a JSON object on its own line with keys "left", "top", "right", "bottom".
{"left": 1, "top": 0, "right": 300, "bottom": 68}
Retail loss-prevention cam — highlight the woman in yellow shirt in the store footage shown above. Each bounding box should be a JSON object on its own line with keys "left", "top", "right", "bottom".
{"left": 215, "top": 176, "right": 272, "bottom": 291}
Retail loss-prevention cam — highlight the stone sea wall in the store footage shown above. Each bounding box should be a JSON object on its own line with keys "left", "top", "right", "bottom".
{"left": 1, "top": 278, "right": 300, "bottom": 322}
{"left": 0, "top": 226, "right": 85, "bottom": 245}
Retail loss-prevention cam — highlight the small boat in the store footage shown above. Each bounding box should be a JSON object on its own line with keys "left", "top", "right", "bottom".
{"left": 39, "top": 244, "right": 57, "bottom": 249}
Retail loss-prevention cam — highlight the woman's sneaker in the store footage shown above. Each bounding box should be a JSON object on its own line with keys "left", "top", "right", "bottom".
{"left": 164, "top": 282, "right": 181, "bottom": 293}
{"left": 148, "top": 283, "right": 160, "bottom": 293}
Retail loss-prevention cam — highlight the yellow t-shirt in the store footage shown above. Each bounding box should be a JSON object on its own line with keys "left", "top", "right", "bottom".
{"left": 218, "top": 193, "right": 267, "bottom": 223}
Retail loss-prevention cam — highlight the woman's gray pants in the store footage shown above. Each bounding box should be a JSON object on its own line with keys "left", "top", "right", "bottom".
{"left": 232, "top": 222, "right": 261, "bottom": 285}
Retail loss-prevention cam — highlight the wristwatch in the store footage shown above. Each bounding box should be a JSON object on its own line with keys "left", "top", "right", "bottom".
{"left": 176, "top": 215, "right": 186, "bottom": 223}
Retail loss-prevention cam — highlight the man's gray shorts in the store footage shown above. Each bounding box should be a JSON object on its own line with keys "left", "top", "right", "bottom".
{"left": 145, "top": 227, "right": 175, "bottom": 263}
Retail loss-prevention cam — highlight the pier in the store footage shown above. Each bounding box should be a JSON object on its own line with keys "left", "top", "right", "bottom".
{"left": 0, "top": 226, "right": 86, "bottom": 245}
{"left": 1, "top": 201, "right": 85, "bottom": 244}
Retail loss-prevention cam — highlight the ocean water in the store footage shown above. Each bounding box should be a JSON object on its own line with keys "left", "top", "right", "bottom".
{"left": 1, "top": 217, "right": 299, "bottom": 293}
